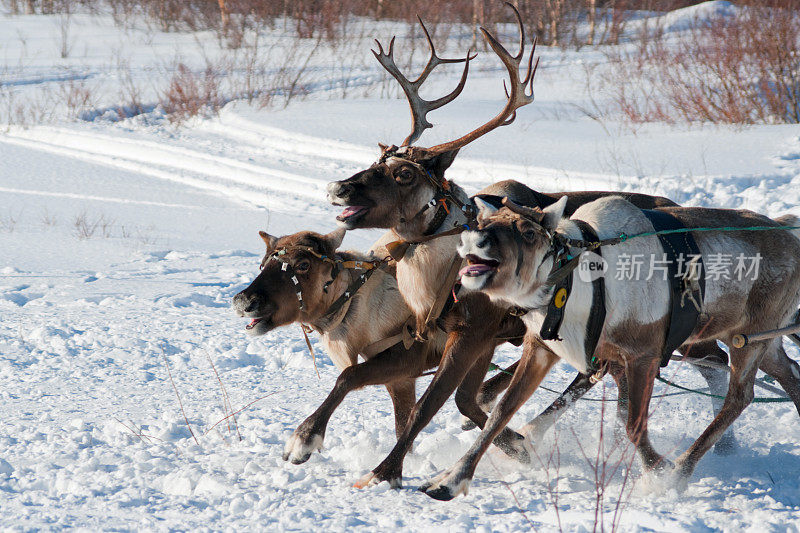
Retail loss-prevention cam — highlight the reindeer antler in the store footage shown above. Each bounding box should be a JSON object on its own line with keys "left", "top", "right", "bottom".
{"left": 373, "top": 17, "right": 475, "bottom": 147}
{"left": 428, "top": 2, "right": 539, "bottom": 154}
{"left": 501, "top": 197, "right": 545, "bottom": 223}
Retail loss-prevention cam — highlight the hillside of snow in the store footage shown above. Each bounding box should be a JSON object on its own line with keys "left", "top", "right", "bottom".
{"left": 2, "top": 4, "right": 800, "bottom": 531}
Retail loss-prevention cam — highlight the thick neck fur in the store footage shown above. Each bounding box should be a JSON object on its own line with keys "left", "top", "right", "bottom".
{"left": 392, "top": 182, "right": 470, "bottom": 242}
{"left": 394, "top": 182, "right": 470, "bottom": 320}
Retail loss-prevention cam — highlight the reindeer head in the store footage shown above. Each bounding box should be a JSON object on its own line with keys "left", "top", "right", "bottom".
{"left": 327, "top": 145, "right": 460, "bottom": 231}
{"left": 457, "top": 196, "right": 567, "bottom": 307}
{"left": 328, "top": 2, "right": 538, "bottom": 235}
{"left": 232, "top": 228, "right": 346, "bottom": 336}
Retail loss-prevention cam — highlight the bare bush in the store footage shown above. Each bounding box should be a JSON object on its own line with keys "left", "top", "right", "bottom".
{"left": 161, "top": 62, "right": 223, "bottom": 122}
{"left": 0, "top": 212, "right": 18, "bottom": 233}
{"left": 73, "top": 212, "right": 114, "bottom": 239}
{"left": 605, "top": 1, "right": 800, "bottom": 124}
{"left": 40, "top": 208, "right": 58, "bottom": 228}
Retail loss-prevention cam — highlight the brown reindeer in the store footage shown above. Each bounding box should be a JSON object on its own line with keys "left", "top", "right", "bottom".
{"left": 429, "top": 196, "right": 800, "bottom": 500}
{"left": 326, "top": 2, "right": 737, "bottom": 489}
{"left": 232, "top": 228, "right": 445, "bottom": 464}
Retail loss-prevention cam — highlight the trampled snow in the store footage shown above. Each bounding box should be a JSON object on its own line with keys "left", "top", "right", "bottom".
{"left": 1, "top": 5, "right": 800, "bottom": 531}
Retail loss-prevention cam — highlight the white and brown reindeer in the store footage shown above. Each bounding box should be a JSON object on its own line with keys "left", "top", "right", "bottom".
{"left": 425, "top": 195, "right": 800, "bottom": 500}
{"left": 327, "top": 2, "right": 738, "bottom": 489}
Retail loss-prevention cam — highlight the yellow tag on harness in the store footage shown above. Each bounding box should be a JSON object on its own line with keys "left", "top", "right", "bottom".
{"left": 554, "top": 287, "right": 568, "bottom": 308}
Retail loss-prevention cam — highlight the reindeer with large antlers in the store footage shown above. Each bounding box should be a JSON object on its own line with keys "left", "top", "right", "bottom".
{"left": 327, "top": 2, "right": 738, "bottom": 491}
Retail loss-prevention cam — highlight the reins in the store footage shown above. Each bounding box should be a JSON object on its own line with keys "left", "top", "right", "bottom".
{"left": 524, "top": 220, "right": 800, "bottom": 295}
{"left": 560, "top": 223, "right": 800, "bottom": 253}
{"left": 479, "top": 362, "right": 792, "bottom": 403}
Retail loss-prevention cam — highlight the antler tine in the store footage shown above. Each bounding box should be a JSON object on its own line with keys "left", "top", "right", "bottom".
{"left": 429, "top": 2, "right": 539, "bottom": 154}
{"left": 372, "top": 17, "right": 475, "bottom": 147}
{"left": 501, "top": 197, "right": 544, "bottom": 221}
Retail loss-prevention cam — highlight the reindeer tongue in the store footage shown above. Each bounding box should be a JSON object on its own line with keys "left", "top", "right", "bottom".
{"left": 246, "top": 318, "right": 262, "bottom": 330}
{"left": 459, "top": 264, "right": 495, "bottom": 278}
{"left": 337, "top": 206, "right": 367, "bottom": 221}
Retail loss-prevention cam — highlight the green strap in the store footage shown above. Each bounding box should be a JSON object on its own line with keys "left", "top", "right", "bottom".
{"left": 655, "top": 375, "right": 791, "bottom": 403}
{"left": 573, "top": 224, "right": 800, "bottom": 250}
{"left": 487, "top": 363, "right": 791, "bottom": 403}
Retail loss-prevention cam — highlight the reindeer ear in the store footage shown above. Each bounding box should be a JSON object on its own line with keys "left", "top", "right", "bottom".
{"left": 259, "top": 231, "right": 278, "bottom": 252}
{"left": 322, "top": 227, "right": 346, "bottom": 250}
{"left": 474, "top": 196, "right": 499, "bottom": 222}
{"left": 541, "top": 196, "right": 568, "bottom": 230}
{"left": 378, "top": 142, "right": 389, "bottom": 153}
{"left": 421, "top": 149, "right": 459, "bottom": 179}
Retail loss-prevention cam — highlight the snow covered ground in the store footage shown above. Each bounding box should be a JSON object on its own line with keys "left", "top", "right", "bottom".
{"left": 2, "top": 4, "right": 800, "bottom": 530}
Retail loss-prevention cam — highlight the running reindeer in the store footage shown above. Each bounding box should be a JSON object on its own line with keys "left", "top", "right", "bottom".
{"left": 232, "top": 228, "right": 556, "bottom": 465}
{"left": 232, "top": 229, "right": 446, "bottom": 463}
{"left": 434, "top": 196, "right": 800, "bottom": 500}
{"left": 327, "top": 2, "right": 737, "bottom": 489}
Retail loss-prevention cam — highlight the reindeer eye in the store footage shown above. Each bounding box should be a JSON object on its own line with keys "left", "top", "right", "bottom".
{"left": 295, "top": 260, "right": 311, "bottom": 273}
{"left": 395, "top": 167, "right": 415, "bottom": 184}
{"left": 519, "top": 224, "right": 538, "bottom": 242}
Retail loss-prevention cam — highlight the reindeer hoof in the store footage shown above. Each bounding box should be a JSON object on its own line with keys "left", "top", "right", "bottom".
{"left": 460, "top": 416, "right": 478, "bottom": 431}
{"left": 419, "top": 468, "right": 471, "bottom": 501}
{"left": 353, "top": 470, "right": 401, "bottom": 489}
{"left": 420, "top": 485, "right": 457, "bottom": 501}
{"left": 353, "top": 472, "right": 377, "bottom": 489}
{"left": 283, "top": 433, "right": 323, "bottom": 464}
{"left": 494, "top": 429, "right": 532, "bottom": 464}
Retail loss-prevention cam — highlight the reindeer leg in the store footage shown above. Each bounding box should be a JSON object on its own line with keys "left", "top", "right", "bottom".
{"left": 386, "top": 378, "right": 416, "bottom": 438}
{"left": 624, "top": 355, "right": 666, "bottom": 471}
{"left": 673, "top": 342, "right": 765, "bottom": 482}
{"left": 518, "top": 371, "right": 597, "bottom": 444}
{"left": 283, "top": 345, "right": 421, "bottom": 465}
{"left": 681, "top": 341, "right": 738, "bottom": 455}
{"left": 420, "top": 340, "right": 558, "bottom": 501}
{"left": 757, "top": 344, "right": 800, "bottom": 416}
{"left": 355, "top": 305, "right": 505, "bottom": 489}
{"left": 455, "top": 350, "right": 530, "bottom": 462}
{"left": 461, "top": 360, "right": 518, "bottom": 431}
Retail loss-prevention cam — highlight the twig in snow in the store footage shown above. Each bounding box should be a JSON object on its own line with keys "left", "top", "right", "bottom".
{"left": 160, "top": 347, "right": 200, "bottom": 446}
{"left": 204, "top": 392, "right": 278, "bottom": 436}
{"left": 204, "top": 350, "right": 242, "bottom": 441}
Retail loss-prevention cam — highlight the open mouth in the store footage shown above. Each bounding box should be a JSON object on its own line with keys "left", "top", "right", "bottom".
{"left": 336, "top": 205, "right": 369, "bottom": 223}
{"left": 459, "top": 254, "right": 500, "bottom": 278}
{"left": 245, "top": 318, "right": 263, "bottom": 330}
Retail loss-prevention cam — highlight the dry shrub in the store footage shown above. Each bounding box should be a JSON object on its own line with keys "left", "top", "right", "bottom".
{"left": 607, "top": 0, "right": 800, "bottom": 124}
{"left": 161, "top": 63, "right": 223, "bottom": 122}
{"left": 73, "top": 212, "right": 114, "bottom": 239}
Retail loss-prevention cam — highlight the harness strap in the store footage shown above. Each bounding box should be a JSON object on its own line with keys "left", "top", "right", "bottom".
{"left": 574, "top": 221, "right": 606, "bottom": 373}
{"left": 317, "top": 267, "right": 380, "bottom": 327}
{"left": 540, "top": 255, "right": 573, "bottom": 342}
{"left": 266, "top": 246, "right": 387, "bottom": 316}
{"left": 359, "top": 316, "right": 417, "bottom": 358}
{"left": 417, "top": 253, "right": 464, "bottom": 341}
{"left": 640, "top": 209, "right": 705, "bottom": 367}
{"left": 386, "top": 225, "right": 466, "bottom": 262}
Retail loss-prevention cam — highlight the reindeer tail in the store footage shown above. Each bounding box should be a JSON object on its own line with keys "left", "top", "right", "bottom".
{"left": 775, "top": 214, "right": 800, "bottom": 240}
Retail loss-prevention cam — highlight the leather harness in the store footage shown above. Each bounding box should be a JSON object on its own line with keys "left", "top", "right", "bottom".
{"left": 526, "top": 210, "right": 705, "bottom": 372}
{"left": 537, "top": 221, "right": 607, "bottom": 372}
{"left": 640, "top": 209, "right": 705, "bottom": 367}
